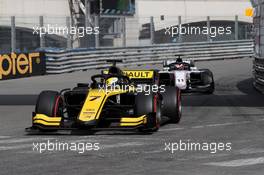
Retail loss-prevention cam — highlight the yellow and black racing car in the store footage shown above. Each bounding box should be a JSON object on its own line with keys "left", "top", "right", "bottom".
{"left": 26, "top": 61, "right": 182, "bottom": 133}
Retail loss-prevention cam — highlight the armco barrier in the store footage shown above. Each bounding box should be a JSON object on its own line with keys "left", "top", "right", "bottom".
{"left": 45, "top": 40, "right": 253, "bottom": 74}
{"left": 251, "top": 0, "right": 264, "bottom": 93}
{"left": 253, "top": 56, "right": 264, "bottom": 93}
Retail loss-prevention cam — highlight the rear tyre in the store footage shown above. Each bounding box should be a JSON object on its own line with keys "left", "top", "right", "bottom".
{"left": 135, "top": 93, "right": 161, "bottom": 132}
{"left": 161, "top": 87, "right": 182, "bottom": 123}
{"left": 200, "top": 69, "right": 215, "bottom": 94}
{"left": 152, "top": 96, "right": 162, "bottom": 132}
{"left": 207, "top": 82, "right": 215, "bottom": 94}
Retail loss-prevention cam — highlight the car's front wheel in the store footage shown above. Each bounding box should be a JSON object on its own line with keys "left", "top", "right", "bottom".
{"left": 200, "top": 69, "right": 215, "bottom": 94}
{"left": 35, "top": 91, "right": 63, "bottom": 117}
{"left": 35, "top": 91, "right": 63, "bottom": 131}
{"left": 161, "top": 86, "right": 182, "bottom": 123}
{"left": 135, "top": 93, "right": 161, "bottom": 132}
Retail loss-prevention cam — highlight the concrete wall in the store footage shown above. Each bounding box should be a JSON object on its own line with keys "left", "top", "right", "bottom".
{"left": 0, "top": 0, "right": 70, "bottom": 16}
{"left": 0, "top": 0, "right": 70, "bottom": 30}
{"left": 137, "top": 0, "right": 252, "bottom": 28}
{"left": 0, "top": 0, "right": 254, "bottom": 47}
{"left": 0, "top": 0, "right": 253, "bottom": 28}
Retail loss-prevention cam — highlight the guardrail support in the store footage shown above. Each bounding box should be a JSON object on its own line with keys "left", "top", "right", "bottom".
{"left": 178, "top": 16, "right": 182, "bottom": 43}
{"left": 85, "top": 0, "right": 91, "bottom": 47}
{"left": 39, "top": 16, "right": 45, "bottom": 48}
{"left": 235, "top": 15, "right": 239, "bottom": 40}
{"left": 150, "top": 16, "right": 155, "bottom": 45}
{"left": 11, "top": 16, "right": 16, "bottom": 52}
{"left": 94, "top": 15, "right": 100, "bottom": 48}
{"left": 207, "top": 16, "right": 211, "bottom": 42}
{"left": 66, "top": 16, "right": 72, "bottom": 49}
{"left": 122, "top": 16, "right": 126, "bottom": 47}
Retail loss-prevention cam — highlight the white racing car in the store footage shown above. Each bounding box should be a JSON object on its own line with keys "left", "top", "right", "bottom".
{"left": 159, "top": 57, "right": 215, "bottom": 94}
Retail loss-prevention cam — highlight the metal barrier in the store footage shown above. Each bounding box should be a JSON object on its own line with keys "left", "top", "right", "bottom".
{"left": 253, "top": 56, "right": 264, "bottom": 93}
{"left": 251, "top": 0, "right": 264, "bottom": 93}
{"left": 46, "top": 40, "right": 253, "bottom": 74}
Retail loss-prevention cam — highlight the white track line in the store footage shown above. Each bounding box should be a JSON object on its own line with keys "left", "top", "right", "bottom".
{"left": 236, "top": 148, "right": 264, "bottom": 155}
{"left": 208, "top": 121, "right": 251, "bottom": 127}
{"left": 160, "top": 119, "right": 264, "bottom": 132}
{"left": 205, "top": 157, "right": 264, "bottom": 167}
{"left": 95, "top": 136, "right": 162, "bottom": 141}
{"left": 0, "top": 144, "right": 32, "bottom": 151}
{"left": 0, "top": 136, "right": 11, "bottom": 139}
{"left": 0, "top": 137, "right": 53, "bottom": 144}
{"left": 191, "top": 125, "right": 205, "bottom": 129}
{"left": 102, "top": 142, "right": 145, "bottom": 149}
{"left": 159, "top": 127, "right": 185, "bottom": 132}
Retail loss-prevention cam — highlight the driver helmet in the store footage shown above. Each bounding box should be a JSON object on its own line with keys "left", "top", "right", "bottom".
{"left": 106, "top": 77, "right": 118, "bottom": 85}
{"left": 176, "top": 58, "right": 183, "bottom": 63}
{"left": 108, "top": 66, "right": 123, "bottom": 75}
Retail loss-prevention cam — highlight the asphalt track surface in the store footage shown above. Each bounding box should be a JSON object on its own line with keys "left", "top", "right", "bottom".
{"left": 0, "top": 58, "right": 264, "bottom": 175}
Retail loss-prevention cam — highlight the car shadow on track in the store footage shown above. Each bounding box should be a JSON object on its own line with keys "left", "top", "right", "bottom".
{"left": 1, "top": 78, "right": 263, "bottom": 108}
{"left": 183, "top": 78, "right": 264, "bottom": 107}
{"left": 25, "top": 118, "right": 172, "bottom": 136}
{"left": 25, "top": 130, "right": 156, "bottom": 136}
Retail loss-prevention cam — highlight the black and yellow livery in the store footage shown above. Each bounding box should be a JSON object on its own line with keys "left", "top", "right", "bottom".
{"left": 26, "top": 60, "right": 182, "bottom": 134}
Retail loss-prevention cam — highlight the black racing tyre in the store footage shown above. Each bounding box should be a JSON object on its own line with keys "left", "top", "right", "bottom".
{"left": 35, "top": 91, "right": 63, "bottom": 117}
{"left": 135, "top": 93, "right": 161, "bottom": 132}
{"left": 135, "top": 93, "right": 154, "bottom": 116}
{"left": 161, "top": 86, "right": 182, "bottom": 123}
{"left": 152, "top": 97, "right": 162, "bottom": 132}
{"left": 207, "top": 82, "right": 215, "bottom": 94}
{"left": 200, "top": 69, "right": 215, "bottom": 94}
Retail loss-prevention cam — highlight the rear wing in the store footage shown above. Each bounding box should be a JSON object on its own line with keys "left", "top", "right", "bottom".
{"left": 102, "top": 70, "right": 158, "bottom": 84}
{"left": 163, "top": 60, "right": 177, "bottom": 67}
{"left": 163, "top": 60, "right": 194, "bottom": 67}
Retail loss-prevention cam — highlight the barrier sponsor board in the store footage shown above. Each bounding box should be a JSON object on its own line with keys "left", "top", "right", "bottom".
{"left": 0, "top": 52, "right": 46, "bottom": 80}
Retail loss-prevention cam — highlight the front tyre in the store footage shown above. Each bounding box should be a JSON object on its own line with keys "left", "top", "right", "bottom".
{"left": 35, "top": 91, "right": 63, "bottom": 131}
{"left": 161, "top": 87, "right": 182, "bottom": 123}
{"left": 135, "top": 93, "right": 161, "bottom": 132}
{"left": 206, "top": 82, "right": 215, "bottom": 94}
{"left": 35, "top": 91, "right": 63, "bottom": 117}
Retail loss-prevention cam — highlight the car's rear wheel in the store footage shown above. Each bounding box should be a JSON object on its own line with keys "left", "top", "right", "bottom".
{"left": 161, "top": 86, "right": 182, "bottom": 123}
{"left": 207, "top": 82, "right": 215, "bottom": 94}
{"left": 200, "top": 69, "right": 215, "bottom": 94}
